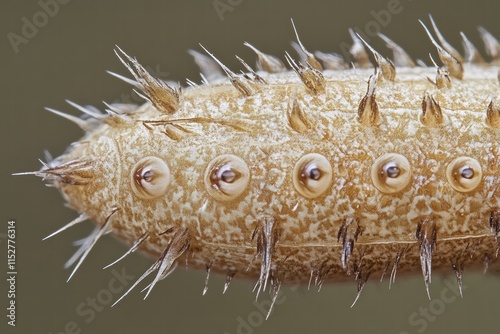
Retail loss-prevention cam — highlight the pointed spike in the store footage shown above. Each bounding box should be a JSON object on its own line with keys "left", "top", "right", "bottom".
{"left": 490, "top": 210, "right": 499, "bottom": 245}
{"left": 287, "top": 94, "right": 312, "bottom": 133}
{"left": 44, "top": 107, "right": 92, "bottom": 131}
{"left": 252, "top": 217, "right": 279, "bottom": 300}
{"left": 140, "top": 262, "right": 178, "bottom": 294}
{"left": 187, "top": 49, "right": 225, "bottom": 82}
{"left": 429, "top": 15, "right": 464, "bottom": 63}
{"left": 460, "top": 32, "right": 485, "bottom": 64}
{"left": 284, "top": 52, "right": 325, "bottom": 94}
{"left": 65, "top": 100, "right": 105, "bottom": 119}
{"left": 202, "top": 261, "right": 213, "bottom": 295}
{"left": 355, "top": 33, "right": 396, "bottom": 81}
{"left": 419, "top": 20, "right": 463, "bottom": 80}
{"left": 486, "top": 98, "right": 500, "bottom": 128}
{"left": 43, "top": 214, "right": 88, "bottom": 241}
{"left": 420, "top": 93, "right": 444, "bottom": 127}
{"left": 428, "top": 54, "right": 451, "bottom": 89}
{"left": 112, "top": 260, "right": 160, "bottom": 307}
{"left": 351, "top": 271, "right": 370, "bottom": 308}
{"left": 185, "top": 78, "right": 198, "bottom": 88}
{"left": 223, "top": 271, "right": 235, "bottom": 294}
{"left": 348, "top": 29, "right": 372, "bottom": 68}
{"left": 106, "top": 70, "right": 141, "bottom": 88}
{"left": 478, "top": 26, "right": 500, "bottom": 62}
{"left": 452, "top": 261, "right": 464, "bottom": 298}
{"left": 290, "top": 19, "right": 322, "bottom": 71}
{"left": 243, "top": 42, "right": 286, "bottom": 73}
{"left": 235, "top": 55, "right": 266, "bottom": 84}
{"left": 103, "top": 232, "right": 148, "bottom": 269}
{"left": 389, "top": 248, "right": 406, "bottom": 289}
{"left": 144, "top": 229, "right": 190, "bottom": 299}
{"left": 378, "top": 33, "right": 415, "bottom": 67}
{"left": 416, "top": 219, "right": 437, "bottom": 299}
{"left": 26, "top": 159, "right": 94, "bottom": 186}
{"left": 357, "top": 72, "right": 381, "bottom": 127}
{"left": 313, "top": 51, "right": 348, "bottom": 70}
{"left": 66, "top": 208, "right": 118, "bottom": 282}
{"left": 337, "top": 218, "right": 363, "bottom": 272}
{"left": 114, "top": 46, "right": 180, "bottom": 114}
{"left": 199, "top": 44, "right": 258, "bottom": 96}
{"left": 266, "top": 273, "right": 282, "bottom": 320}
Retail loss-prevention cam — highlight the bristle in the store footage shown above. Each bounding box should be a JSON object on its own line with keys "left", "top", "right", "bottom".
{"left": 202, "top": 261, "right": 213, "bottom": 295}
{"left": 389, "top": 247, "right": 407, "bottom": 289}
{"left": 416, "top": 219, "right": 437, "bottom": 299}
{"left": 452, "top": 261, "right": 464, "bottom": 298}
{"left": 188, "top": 49, "right": 225, "bottom": 82}
{"left": 143, "top": 228, "right": 190, "bottom": 299}
{"left": 44, "top": 107, "right": 95, "bottom": 131}
{"left": 43, "top": 214, "right": 88, "bottom": 240}
{"left": 103, "top": 232, "right": 149, "bottom": 269}
{"left": 113, "top": 229, "right": 189, "bottom": 306}
{"left": 199, "top": 44, "right": 258, "bottom": 96}
{"left": 337, "top": 218, "right": 362, "bottom": 272}
{"left": 429, "top": 15, "right": 464, "bottom": 63}
{"left": 313, "top": 51, "right": 348, "bottom": 70}
{"left": 106, "top": 70, "right": 141, "bottom": 88}
{"left": 290, "top": 19, "right": 323, "bottom": 71}
{"left": 244, "top": 42, "right": 287, "bottom": 73}
{"left": 65, "top": 100, "right": 106, "bottom": 119}
{"left": 420, "top": 20, "right": 464, "bottom": 80}
{"left": 114, "top": 46, "right": 180, "bottom": 114}
{"left": 235, "top": 55, "right": 266, "bottom": 84}
{"left": 65, "top": 208, "right": 118, "bottom": 282}
{"left": 285, "top": 52, "right": 325, "bottom": 94}
{"left": 266, "top": 270, "right": 283, "bottom": 319}
{"left": 252, "top": 217, "right": 279, "bottom": 300}
{"left": 490, "top": 211, "right": 499, "bottom": 246}
{"left": 17, "top": 159, "right": 94, "bottom": 186}
{"left": 313, "top": 261, "right": 331, "bottom": 292}
{"left": 485, "top": 98, "right": 500, "bottom": 128}
{"left": 427, "top": 54, "right": 452, "bottom": 89}
{"left": 348, "top": 28, "right": 371, "bottom": 68}
{"left": 287, "top": 94, "right": 312, "bottom": 133}
{"left": 460, "top": 32, "right": 485, "bottom": 64}
{"left": 420, "top": 93, "right": 444, "bottom": 127}
{"left": 478, "top": 26, "right": 500, "bottom": 62}
{"left": 355, "top": 33, "right": 396, "bottom": 81}
{"left": 351, "top": 269, "right": 370, "bottom": 307}
{"left": 223, "top": 271, "right": 235, "bottom": 294}
{"left": 378, "top": 33, "right": 416, "bottom": 67}
{"left": 357, "top": 72, "right": 380, "bottom": 126}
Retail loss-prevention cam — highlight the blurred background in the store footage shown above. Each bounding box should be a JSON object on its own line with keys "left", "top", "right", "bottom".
{"left": 2, "top": 0, "right": 500, "bottom": 333}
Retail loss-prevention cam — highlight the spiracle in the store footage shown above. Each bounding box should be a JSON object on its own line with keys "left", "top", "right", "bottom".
{"left": 370, "top": 153, "right": 412, "bottom": 194}
{"left": 131, "top": 156, "right": 170, "bottom": 199}
{"left": 445, "top": 156, "right": 483, "bottom": 193}
{"left": 204, "top": 154, "right": 250, "bottom": 202}
{"left": 292, "top": 153, "right": 332, "bottom": 198}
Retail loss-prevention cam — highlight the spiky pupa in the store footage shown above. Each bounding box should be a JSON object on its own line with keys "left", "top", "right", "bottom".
{"left": 20, "top": 17, "right": 500, "bottom": 315}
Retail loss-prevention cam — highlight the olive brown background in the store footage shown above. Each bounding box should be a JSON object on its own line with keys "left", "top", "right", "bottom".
{"left": 2, "top": 1, "right": 500, "bottom": 333}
